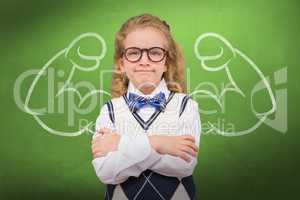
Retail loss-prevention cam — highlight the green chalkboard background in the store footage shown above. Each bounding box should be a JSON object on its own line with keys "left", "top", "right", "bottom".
{"left": 1, "top": 0, "right": 299, "bottom": 199}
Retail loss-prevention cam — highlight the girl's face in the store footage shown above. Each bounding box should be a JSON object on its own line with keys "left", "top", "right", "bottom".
{"left": 120, "top": 27, "right": 167, "bottom": 91}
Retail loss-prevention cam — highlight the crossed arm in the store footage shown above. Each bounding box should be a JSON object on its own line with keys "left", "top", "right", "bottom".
{"left": 91, "top": 101, "right": 201, "bottom": 184}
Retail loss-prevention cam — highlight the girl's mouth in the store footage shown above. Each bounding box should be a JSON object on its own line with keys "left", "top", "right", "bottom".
{"left": 135, "top": 70, "right": 154, "bottom": 73}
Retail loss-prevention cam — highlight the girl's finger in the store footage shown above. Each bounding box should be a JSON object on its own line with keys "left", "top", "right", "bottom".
{"left": 93, "top": 152, "right": 105, "bottom": 159}
{"left": 96, "top": 129, "right": 104, "bottom": 135}
{"left": 179, "top": 152, "right": 191, "bottom": 162}
{"left": 99, "top": 128, "right": 111, "bottom": 134}
{"left": 93, "top": 133, "right": 102, "bottom": 140}
{"left": 182, "top": 141, "right": 198, "bottom": 153}
{"left": 92, "top": 148, "right": 99, "bottom": 155}
{"left": 92, "top": 135, "right": 103, "bottom": 144}
{"left": 182, "top": 135, "right": 195, "bottom": 142}
{"left": 181, "top": 146, "right": 197, "bottom": 157}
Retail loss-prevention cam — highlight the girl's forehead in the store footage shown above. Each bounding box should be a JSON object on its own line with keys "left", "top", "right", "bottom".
{"left": 123, "top": 27, "right": 167, "bottom": 48}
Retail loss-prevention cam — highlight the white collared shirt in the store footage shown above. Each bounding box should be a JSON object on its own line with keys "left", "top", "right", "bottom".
{"left": 92, "top": 79, "right": 201, "bottom": 185}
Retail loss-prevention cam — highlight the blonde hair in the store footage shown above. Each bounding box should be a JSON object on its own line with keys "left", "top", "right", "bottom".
{"left": 111, "top": 13, "right": 186, "bottom": 98}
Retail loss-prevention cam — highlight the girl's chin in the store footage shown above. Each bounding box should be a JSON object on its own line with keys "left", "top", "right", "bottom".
{"left": 135, "top": 75, "right": 153, "bottom": 81}
{"left": 135, "top": 79, "right": 157, "bottom": 86}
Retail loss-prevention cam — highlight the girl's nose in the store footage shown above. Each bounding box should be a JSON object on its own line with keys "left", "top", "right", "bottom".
{"left": 139, "top": 51, "right": 150, "bottom": 65}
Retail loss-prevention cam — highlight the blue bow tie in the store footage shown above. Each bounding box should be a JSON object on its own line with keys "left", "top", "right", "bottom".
{"left": 128, "top": 92, "right": 167, "bottom": 112}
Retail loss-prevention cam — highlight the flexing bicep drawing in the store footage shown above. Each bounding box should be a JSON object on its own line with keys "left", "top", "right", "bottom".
{"left": 192, "top": 32, "right": 276, "bottom": 136}
{"left": 24, "top": 33, "right": 110, "bottom": 136}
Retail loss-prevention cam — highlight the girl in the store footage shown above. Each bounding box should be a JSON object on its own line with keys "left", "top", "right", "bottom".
{"left": 91, "top": 14, "right": 201, "bottom": 200}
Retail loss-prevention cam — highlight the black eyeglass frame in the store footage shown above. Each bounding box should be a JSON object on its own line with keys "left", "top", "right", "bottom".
{"left": 122, "top": 47, "right": 168, "bottom": 63}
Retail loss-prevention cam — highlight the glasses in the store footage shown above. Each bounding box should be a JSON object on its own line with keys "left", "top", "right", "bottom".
{"left": 122, "top": 47, "right": 167, "bottom": 63}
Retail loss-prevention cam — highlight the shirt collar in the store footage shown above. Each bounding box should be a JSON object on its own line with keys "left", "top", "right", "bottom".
{"left": 127, "top": 78, "right": 170, "bottom": 99}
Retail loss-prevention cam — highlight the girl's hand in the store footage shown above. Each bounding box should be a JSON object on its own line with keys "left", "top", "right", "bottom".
{"left": 149, "top": 135, "right": 198, "bottom": 162}
{"left": 91, "top": 128, "right": 121, "bottom": 159}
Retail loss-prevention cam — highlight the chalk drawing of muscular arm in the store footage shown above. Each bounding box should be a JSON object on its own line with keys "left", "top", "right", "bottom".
{"left": 24, "top": 33, "right": 111, "bottom": 136}
{"left": 192, "top": 32, "right": 277, "bottom": 136}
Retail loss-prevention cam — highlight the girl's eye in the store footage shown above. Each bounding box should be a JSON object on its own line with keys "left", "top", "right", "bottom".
{"left": 127, "top": 51, "right": 139, "bottom": 56}
{"left": 150, "top": 50, "right": 162, "bottom": 56}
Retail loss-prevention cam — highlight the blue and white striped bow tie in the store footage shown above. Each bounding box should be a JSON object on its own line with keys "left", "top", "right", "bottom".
{"left": 128, "top": 92, "right": 167, "bottom": 112}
